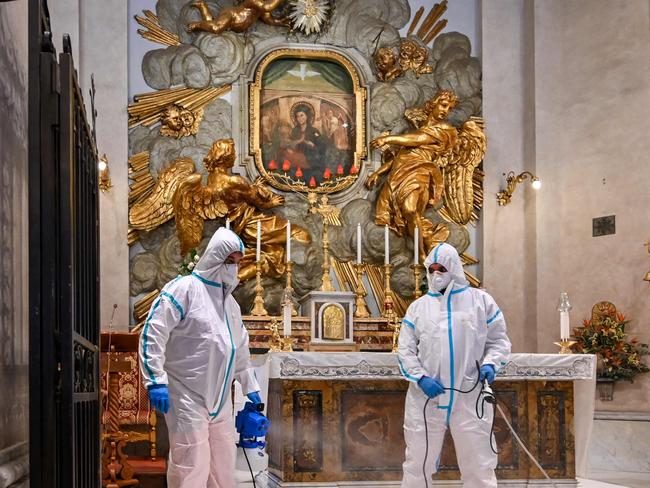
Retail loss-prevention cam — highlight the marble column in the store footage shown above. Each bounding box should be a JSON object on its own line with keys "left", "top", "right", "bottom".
{"left": 481, "top": 0, "right": 538, "bottom": 353}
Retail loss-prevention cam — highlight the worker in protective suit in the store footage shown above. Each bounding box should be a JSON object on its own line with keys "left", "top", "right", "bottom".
{"left": 398, "top": 243, "right": 511, "bottom": 488}
{"left": 139, "top": 228, "right": 261, "bottom": 488}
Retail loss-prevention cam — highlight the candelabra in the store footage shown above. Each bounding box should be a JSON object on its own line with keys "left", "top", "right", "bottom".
{"left": 411, "top": 263, "right": 425, "bottom": 299}
{"left": 382, "top": 263, "right": 396, "bottom": 321}
{"left": 353, "top": 263, "right": 370, "bottom": 318}
{"left": 320, "top": 223, "right": 335, "bottom": 291}
{"left": 553, "top": 339, "right": 576, "bottom": 354}
{"left": 284, "top": 261, "right": 298, "bottom": 316}
{"left": 251, "top": 260, "right": 268, "bottom": 316}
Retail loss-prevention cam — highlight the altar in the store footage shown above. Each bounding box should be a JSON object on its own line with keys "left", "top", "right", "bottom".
{"left": 252, "top": 352, "right": 596, "bottom": 487}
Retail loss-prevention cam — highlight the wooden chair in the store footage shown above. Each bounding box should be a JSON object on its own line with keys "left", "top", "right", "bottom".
{"left": 101, "top": 349, "right": 158, "bottom": 460}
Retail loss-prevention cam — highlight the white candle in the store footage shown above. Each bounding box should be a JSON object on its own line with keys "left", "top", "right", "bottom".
{"left": 384, "top": 225, "right": 389, "bottom": 265}
{"left": 256, "top": 220, "right": 261, "bottom": 262}
{"left": 560, "top": 311, "right": 570, "bottom": 340}
{"left": 356, "top": 223, "right": 362, "bottom": 264}
{"left": 283, "top": 301, "right": 292, "bottom": 337}
{"left": 286, "top": 220, "right": 291, "bottom": 263}
{"left": 414, "top": 226, "right": 419, "bottom": 265}
{"left": 225, "top": 218, "right": 230, "bottom": 230}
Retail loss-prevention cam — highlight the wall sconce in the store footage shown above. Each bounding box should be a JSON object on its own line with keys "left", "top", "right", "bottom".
{"left": 98, "top": 154, "right": 113, "bottom": 193}
{"left": 496, "top": 170, "right": 541, "bottom": 206}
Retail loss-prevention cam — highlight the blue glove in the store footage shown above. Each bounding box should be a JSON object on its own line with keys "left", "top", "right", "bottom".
{"left": 417, "top": 376, "right": 445, "bottom": 398}
{"left": 247, "top": 391, "right": 262, "bottom": 405}
{"left": 148, "top": 384, "right": 169, "bottom": 414}
{"left": 480, "top": 364, "right": 496, "bottom": 385}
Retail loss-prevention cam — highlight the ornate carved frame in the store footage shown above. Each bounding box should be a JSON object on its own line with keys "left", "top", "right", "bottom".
{"left": 249, "top": 47, "right": 367, "bottom": 194}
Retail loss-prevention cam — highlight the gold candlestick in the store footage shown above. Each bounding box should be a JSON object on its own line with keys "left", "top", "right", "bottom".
{"left": 320, "top": 222, "right": 335, "bottom": 291}
{"left": 411, "top": 263, "right": 425, "bottom": 298}
{"left": 251, "top": 260, "right": 268, "bottom": 316}
{"left": 390, "top": 317, "right": 400, "bottom": 353}
{"left": 285, "top": 261, "right": 297, "bottom": 316}
{"left": 353, "top": 262, "right": 370, "bottom": 318}
{"left": 553, "top": 339, "right": 576, "bottom": 354}
{"left": 382, "top": 263, "right": 396, "bottom": 321}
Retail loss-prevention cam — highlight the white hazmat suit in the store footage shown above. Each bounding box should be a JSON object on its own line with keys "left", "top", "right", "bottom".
{"left": 139, "top": 228, "right": 260, "bottom": 488}
{"left": 398, "top": 243, "right": 511, "bottom": 487}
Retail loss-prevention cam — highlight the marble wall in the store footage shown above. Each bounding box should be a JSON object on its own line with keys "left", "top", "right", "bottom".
{"left": 588, "top": 415, "right": 650, "bottom": 475}
{"left": 482, "top": 0, "right": 650, "bottom": 412}
{"left": 0, "top": 0, "right": 29, "bottom": 479}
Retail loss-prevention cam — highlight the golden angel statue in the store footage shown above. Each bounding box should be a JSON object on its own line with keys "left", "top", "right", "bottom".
{"left": 129, "top": 138, "right": 310, "bottom": 281}
{"left": 366, "top": 90, "right": 486, "bottom": 261}
{"left": 187, "top": 0, "right": 289, "bottom": 35}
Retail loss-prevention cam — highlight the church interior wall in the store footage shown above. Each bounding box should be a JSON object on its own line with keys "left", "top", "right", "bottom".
{"left": 0, "top": 0, "right": 29, "bottom": 476}
{"left": 483, "top": 0, "right": 650, "bottom": 414}
{"left": 50, "top": 0, "right": 131, "bottom": 329}
{"left": 532, "top": 0, "right": 650, "bottom": 413}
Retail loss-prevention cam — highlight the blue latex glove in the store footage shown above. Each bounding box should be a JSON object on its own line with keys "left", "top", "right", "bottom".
{"left": 417, "top": 376, "right": 445, "bottom": 398}
{"left": 247, "top": 391, "right": 262, "bottom": 405}
{"left": 480, "top": 364, "right": 496, "bottom": 385}
{"left": 148, "top": 384, "right": 170, "bottom": 414}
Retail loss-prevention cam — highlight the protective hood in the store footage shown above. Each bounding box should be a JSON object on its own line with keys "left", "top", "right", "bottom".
{"left": 423, "top": 243, "right": 469, "bottom": 290}
{"left": 193, "top": 227, "right": 245, "bottom": 293}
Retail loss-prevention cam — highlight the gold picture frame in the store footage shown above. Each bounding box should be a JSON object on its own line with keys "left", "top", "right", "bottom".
{"left": 250, "top": 48, "right": 367, "bottom": 194}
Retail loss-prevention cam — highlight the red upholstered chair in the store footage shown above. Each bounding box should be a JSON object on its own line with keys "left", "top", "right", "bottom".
{"left": 100, "top": 351, "right": 158, "bottom": 460}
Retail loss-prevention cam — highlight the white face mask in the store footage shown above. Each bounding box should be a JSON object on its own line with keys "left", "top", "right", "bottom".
{"left": 428, "top": 270, "right": 451, "bottom": 292}
{"left": 220, "top": 263, "right": 239, "bottom": 296}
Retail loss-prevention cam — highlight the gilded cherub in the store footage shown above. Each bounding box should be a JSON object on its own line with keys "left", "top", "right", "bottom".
{"left": 129, "top": 138, "right": 310, "bottom": 281}
{"left": 374, "top": 47, "right": 403, "bottom": 82}
{"left": 398, "top": 40, "right": 433, "bottom": 78}
{"left": 159, "top": 104, "right": 203, "bottom": 138}
{"left": 366, "top": 90, "right": 486, "bottom": 261}
{"left": 187, "top": 0, "right": 290, "bottom": 35}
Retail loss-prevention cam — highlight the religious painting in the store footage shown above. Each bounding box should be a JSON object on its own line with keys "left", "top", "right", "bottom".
{"left": 250, "top": 49, "right": 366, "bottom": 193}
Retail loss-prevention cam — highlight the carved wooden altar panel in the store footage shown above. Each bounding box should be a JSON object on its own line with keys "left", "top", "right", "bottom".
{"left": 268, "top": 378, "right": 576, "bottom": 483}
{"left": 339, "top": 389, "right": 406, "bottom": 471}
{"left": 527, "top": 381, "right": 575, "bottom": 479}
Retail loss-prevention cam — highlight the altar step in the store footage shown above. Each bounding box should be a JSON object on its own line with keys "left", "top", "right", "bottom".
{"left": 253, "top": 472, "right": 620, "bottom": 487}
{"left": 136, "top": 473, "right": 630, "bottom": 488}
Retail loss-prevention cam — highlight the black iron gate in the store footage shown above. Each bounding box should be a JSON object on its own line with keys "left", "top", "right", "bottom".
{"left": 29, "top": 1, "right": 101, "bottom": 486}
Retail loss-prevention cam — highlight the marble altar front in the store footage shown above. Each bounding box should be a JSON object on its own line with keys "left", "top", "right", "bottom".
{"left": 251, "top": 352, "right": 596, "bottom": 487}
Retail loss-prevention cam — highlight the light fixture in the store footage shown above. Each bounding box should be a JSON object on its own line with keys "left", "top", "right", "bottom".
{"left": 496, "top": 170, "right": 541, "bottom": 206}
{"left": 98, "top": 153, "right": 113, "bottom": 192}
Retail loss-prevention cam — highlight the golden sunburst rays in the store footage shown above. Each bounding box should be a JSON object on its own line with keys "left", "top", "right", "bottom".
{"left": 134, "top": 10, "right": 181, "bottom": 46}
{"left": 128, "top": 85, "right": 231, "bottom": 129}
{"left": 288, "top": 0, "right": 332, "bottom": 36}
{"left": 128, "top": 151, "right": 154, "bottom": 246}
{"left": 407, "top": 1, "right": 448, "bottom": 45}
{"left": 131, "top": 289, "right": 160, "bottom": 333}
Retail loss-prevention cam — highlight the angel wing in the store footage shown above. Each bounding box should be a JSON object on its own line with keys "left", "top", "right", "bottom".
{"left": 440, "top": 117, "right": 486, "bottom": 225}
{"left": 129, "top": 158, "right": 196, "bottom": 231}
{"left": 172, "top": 175, "right": 229, "bottom": 256}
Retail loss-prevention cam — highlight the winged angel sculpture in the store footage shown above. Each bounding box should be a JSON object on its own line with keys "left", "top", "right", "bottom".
{"left": 366, "top": 90, "right": 486, "bottom": 261}
{"left": 129, "top": 138, "right": 310, "bottom": 281}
